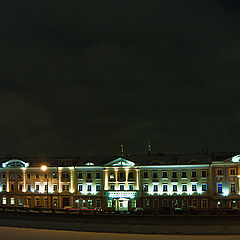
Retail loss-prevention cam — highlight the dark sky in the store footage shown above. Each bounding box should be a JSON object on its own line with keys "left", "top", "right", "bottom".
{"left": 0, "top": 1, "right": 240, "bottom": 157}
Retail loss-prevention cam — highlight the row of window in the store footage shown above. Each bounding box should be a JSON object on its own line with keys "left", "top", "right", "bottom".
{"left": 143, "top": 184, "right": 207, "bottom": 192}
{"left": 143, "top": 170, "right": 207, "bottom": 179}
{"left": 217, "top": 183, "right": 236, "bottom": 193}
{"left": 216, "top": 168, "right": 237, "bottom": 176}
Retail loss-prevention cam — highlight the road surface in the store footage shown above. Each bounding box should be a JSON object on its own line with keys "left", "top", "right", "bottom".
{"left": 0, "top": 226, "right": 239, "bottom": 240}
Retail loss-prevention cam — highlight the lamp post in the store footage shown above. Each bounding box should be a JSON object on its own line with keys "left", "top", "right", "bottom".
{"left": 41, "top": 165, "right": 50, "bottom": 209}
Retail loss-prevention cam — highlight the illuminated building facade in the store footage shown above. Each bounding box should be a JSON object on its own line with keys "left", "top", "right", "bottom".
{"left": 0, "top": 154, "right": 240, "bottom": 212}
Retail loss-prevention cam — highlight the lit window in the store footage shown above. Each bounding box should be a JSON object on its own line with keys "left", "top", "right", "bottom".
{"left": 217, "top": 183, "right": 223, "bottom": 193}
{"left": 88, "top": 200, "right": 92, "bottom": 207}
{"left": 96, "top": 185, "right": 101, "bottom": 191}
{"left": 2, "top": 184, "right": 6, "bottom": 191}
{"left": 129, "top": 185, "right": 134, "bottom": 191}
{"left": 192, "top": 184, "right": 197, "bottom": 191}
{"left": 2, "top": 197, "right": 7, "bottom": 205}
{"left": 63, "top": 185, "right": 69, "bottom": 191}
{"left": 153, "top": 184, "right": 158, "bottom": 192}
{"left": 143, "top": 184, "right": 148, "bottom": 192}
{"left": 173, "top": 185, "right": 177, "bottom": 192}
{"left": 107, "top": 199, "right": 112, "bottom": 208}
{"left": 97, "top": 199, "right": 101, "bottom": 208}
{"left": 202, "top": 184, "right": 207, "bottom": 191}
{"left": 78, "top": 184, "right": 83, "bottom": 191}
{"left": 230, "top": 183, "right": 236, "bottom": 193}
{"left": 19, "top": 198, "right": 23, "bottom": 206}
{"left": 109, "top": 172, "right": 115, "bottom": 180}
{"left": 217, "top": 201, "right": 223, "bottom": 208}
{"left": 53, "top": 184, "right": 57, "bottom": 191}
{"left": 35, "top": 198, "right": 40, "bottom": 206}
{"left": 182, "top": 184, "right": 187, "bottom": 192}
{"left": 131, "top": 200, "right": 136, "bottom": 208}
{"left": 163, "top": 184, "right": 168, "bottom": 192}
{"left": 53, "top": 198, "right": 58, "bottom": 207}
{"left": 144, "top": 199, "right": 149, "bottom": 208}
{"left": 120, "top": 185, "right": 124, "bottom": 191}
{"left": 87, "top": 185, "right": 92, "bottom": 192}
{"left": 110, "top": 184, "right": 115, "bottom": 190}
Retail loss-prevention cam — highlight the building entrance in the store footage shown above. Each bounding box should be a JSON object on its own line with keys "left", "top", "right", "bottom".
{"left": 115, "top": 198, "right": 129, "bottom": 211}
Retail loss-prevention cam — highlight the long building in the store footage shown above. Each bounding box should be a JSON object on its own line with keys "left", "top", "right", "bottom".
{"left": 0, "top": 153, "right": 240, "bottom": 212}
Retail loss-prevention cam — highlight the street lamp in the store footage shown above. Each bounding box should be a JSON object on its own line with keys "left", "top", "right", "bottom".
{"left": 41, "top": 165, "right": 50, "bottom": 209}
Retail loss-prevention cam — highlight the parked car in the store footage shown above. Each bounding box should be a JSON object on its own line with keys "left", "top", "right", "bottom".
{"left": 134, "top": 207, "right": 144, "bottom": 215}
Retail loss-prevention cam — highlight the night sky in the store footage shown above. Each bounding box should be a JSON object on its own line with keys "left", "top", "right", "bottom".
{"left": 0, "top": 1, "right": 240, "bottom": 157}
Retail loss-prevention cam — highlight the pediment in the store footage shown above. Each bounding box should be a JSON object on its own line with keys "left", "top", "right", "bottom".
{"left": 104, "top": 157, "right": 135, "bottom": 167}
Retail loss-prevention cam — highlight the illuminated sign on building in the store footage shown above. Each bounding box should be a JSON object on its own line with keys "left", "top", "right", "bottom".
{"left": 107, "top": 191, "right": 137, "bottom": 199}
{"left": 232, "top": 155, "right": 240, "bottom": 163}
{"left": 2, "top": 159, "right": 29, "bottom": 168}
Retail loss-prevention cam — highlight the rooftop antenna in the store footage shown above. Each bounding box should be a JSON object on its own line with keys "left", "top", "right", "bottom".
{"left": 148, "top": 139, "right": 152, "bottom": 156}
{"left": 120, "top": 144, "right": 124, "bottom": 157}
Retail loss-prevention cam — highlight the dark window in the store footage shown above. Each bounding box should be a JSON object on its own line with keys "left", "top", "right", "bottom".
{"left": 2, "top": 173, "right": 6, "bottom": 179}
{"left": 52, "top": 173, "right": 57, "bottom": 179}
{"left": 87, "top": 172, "right": 91, "bottom": 179}
{"left": 143, "top": 171, "right": 148, "bottom": 178}
{"left": 230, "top": 169, "right": 236, "bottom": 176}
{"left": 96, "top": 185, "right": 101, "bottom": 191}
{"left": 120, "top": 185, "right": 124, "bottom": 191}
{"left": 95, "top": 172, "right": 100, "bottom": 179}
{"left": 54, "top": 185, "right": 58, "bottom": 191}
{"left": 173, "top": 185, "right": 177, "bottom": 191}
{"left": 152, "top": 172, "right": 158, "bottom": 178}
{"left": 119, "top": 172, "right": 124, "bottom": 179}
{"left": 44, "top": 174, "right": 47, "bottom": 178}
{"left": 162, "top": 171, "right": 168, "bottom": 178}
{"left": 19, "top": 184, "right": 22, "bottom": 191}
{"left": 36, "top": 185, "right": 39, "bottom": 191}
{"left": 192, "top": 171, "right": 197, "bottom": 178}
{"left": 181, "top": 171, "right": 187, "bottom": 178}
{"left": 128, "top": 172, "right": 134, "bottom": 179}
{"left": 2, "top": 184, "right": 6, "bottom": 191}
{"left": 78, "top": 172, "right": 83, "bottom": 179}
{"left": 172, "top": 172, "right": 177, "bottom": 178}
{"left": 202, "top": 170, "right": 207, "bottom": 178}
{"left": 217, "top": 169, "right": 223, "bottom": 176}
{"left": 36, "top": 174, "right": 39, "bottom": 179}
{"left": 87, "top": 185, "right": 92, "bottom": 191}
{"left": 11, "top": 184, "right": 14, "bottom": 191}
{"left": 27, "top": 173, "right": 30, "bottom": 179}
{"left": 231, "top": 183, "right": 236, "bottom": 193}
{"left": 62, "top": 173, "right": 69, "bottom": 179}
{"left": 110, "top": 185, "right": 115, "bottom": 190}
{"left": 129, "top": 185, "right": 134, "bottom": 190}
{"left": 27, "top": 185, "right": 31, "bottom": 191}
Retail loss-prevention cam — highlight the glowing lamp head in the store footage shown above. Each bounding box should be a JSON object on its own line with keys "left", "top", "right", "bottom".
{"left": 41, "top": 165, "right": 47, "bottom": 171}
